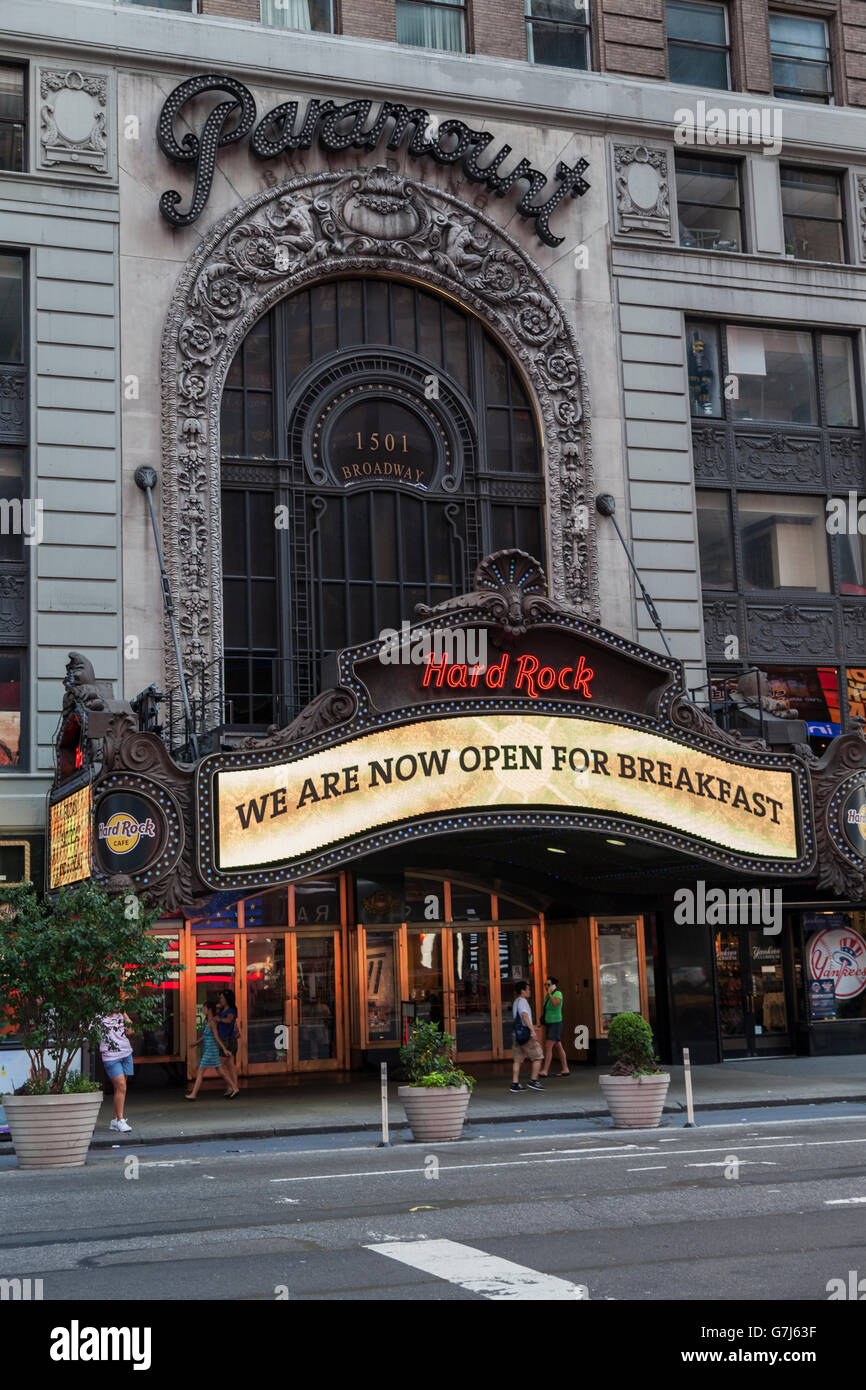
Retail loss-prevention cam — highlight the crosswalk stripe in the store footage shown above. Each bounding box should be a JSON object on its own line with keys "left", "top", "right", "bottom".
{"left": 366, "top": 1238, "right": 588, "bottom": 1301}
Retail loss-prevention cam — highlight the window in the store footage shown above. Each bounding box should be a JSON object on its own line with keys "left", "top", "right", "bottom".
{"left": 0, "top": 251, "right": 26, "bottom": 771}
{"left": 770, "top": 13, "right": 832, "bottom": 104}
{"left": 396, "top": 0, "right": 466, "bottom": 52}
{"left": 822, "top": 335, "right": 858, "bottom": 428}
{"left": 0, "top": 653, "right": 22, "bottom": 768}
{"left": 0, "top": 67, "right": 25, "bottom": 173}
{"left": 696, "top": 490, "right": 734, "bottom": 588}
{"left": 727, "top": 325, "right": 817, "bottom": 425}
{"left": 781, "top": 166, "right": 845, "bottom": 264}
{"left": 676, "top": 155, "right": 743, "bottom": 252}
{"left": 260, "top": 0, "right": 334, "bottom": 30}
{"left": 739, "top": 494, "right": 830, "bottom": 592}
{"left": 120, "top": 0, "right": 196, "bottom": 9}
{"left": 525, "top": 0, "right": 590, "bottom": 71}
{"left": 220, "top": 278, "right": 544, "bottom": 725}
{"left": 686, "top": 321, "right": 723, "bottom": 417}
{"left": 666, "top": 1, "right": 730, "bottom": 90}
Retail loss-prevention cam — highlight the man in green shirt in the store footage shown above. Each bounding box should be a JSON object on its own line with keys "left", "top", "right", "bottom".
{"left": 539, "top": 975, "right": 569, "bottom": 1078}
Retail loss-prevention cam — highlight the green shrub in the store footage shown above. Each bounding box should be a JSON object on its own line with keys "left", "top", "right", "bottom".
{"left": 0, "top": 881, "right": 178, "bottom": 1096}
{"left": 606, "top": 1011, "right": 664, "bottom": 1078}
{"left": 399, "top": 1020, "right": 475, "bottom": 1091}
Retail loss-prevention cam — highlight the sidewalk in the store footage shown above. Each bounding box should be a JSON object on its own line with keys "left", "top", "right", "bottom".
{"left": 18, "top": 1054, "right": 862, "bottom": 1149}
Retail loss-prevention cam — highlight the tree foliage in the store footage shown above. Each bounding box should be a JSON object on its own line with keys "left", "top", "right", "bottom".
{"left": 0, "top": 882, "right": 176, "bottom": 1094}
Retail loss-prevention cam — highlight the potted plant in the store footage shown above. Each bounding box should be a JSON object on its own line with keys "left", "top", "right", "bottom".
{"left": 0, "top": 881, "right": 174, "bottom": 1169}
{"left": 397, "top": 1021, "right": 475, "bottom": 1142}
{"left": 598, "top": 1012, "right": 670, "bottom": 1130}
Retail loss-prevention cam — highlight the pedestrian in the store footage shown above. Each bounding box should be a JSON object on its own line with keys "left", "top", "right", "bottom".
{"left": 539, "top": 975, "right": 570, "bottom": 1077}
{"left": 510, "top": 980, "right": 544, "bottom": 1093}
{"left": 216, "top": 989, "right": 241, "bottom": 1096}
{"left": 185, "top": 999, "right": 236, "bottom": 1099}
{"left": 99, "top": 1007, "right": 135, "bottom": 1133}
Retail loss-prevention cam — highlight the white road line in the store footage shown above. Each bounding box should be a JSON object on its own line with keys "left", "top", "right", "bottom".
{"left": 267, "top": 1134, "right": 866, "bottom": 1184}
{"left": 367, "top": 1238, "right": 588, "bottom": 1301}
{"left": 627, "top": 1166, "right": 667, "bottom": 1171}
{"left": 825, "top": 1197, "right": 866, "bottom": 1205}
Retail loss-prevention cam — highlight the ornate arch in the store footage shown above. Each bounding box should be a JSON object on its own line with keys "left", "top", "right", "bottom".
{"left": 160, "top": 164, "right": 597, "bottom": 684}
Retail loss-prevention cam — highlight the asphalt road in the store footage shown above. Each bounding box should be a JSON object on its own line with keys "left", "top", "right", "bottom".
{"left": 1, "top": 1109, "right": 865, "bottom": 1302}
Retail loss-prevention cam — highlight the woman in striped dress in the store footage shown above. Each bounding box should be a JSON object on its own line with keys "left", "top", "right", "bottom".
{"left": 185, "top": 999, "right": 234, "bottom": 1099}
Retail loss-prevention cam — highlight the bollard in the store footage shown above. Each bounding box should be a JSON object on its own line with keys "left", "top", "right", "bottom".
{"left": 378, "top": 1060, "right": 391, "bottom": 1147}
{"left": 682, "top": 1046, "right": 696, "bottom": 1127}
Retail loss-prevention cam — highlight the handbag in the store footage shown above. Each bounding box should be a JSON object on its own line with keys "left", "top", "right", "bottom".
{"left": 513, "top": 1004, "right": 532, "bottom": 1045}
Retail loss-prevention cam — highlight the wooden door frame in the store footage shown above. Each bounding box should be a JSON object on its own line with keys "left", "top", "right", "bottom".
{"left": 292, "top": 927, "right": 346, "bottom": 1071}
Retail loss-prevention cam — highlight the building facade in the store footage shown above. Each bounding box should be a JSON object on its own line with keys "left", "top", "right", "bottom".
{"left": 3, "top": 0, "right": 866, "bottom": 1090}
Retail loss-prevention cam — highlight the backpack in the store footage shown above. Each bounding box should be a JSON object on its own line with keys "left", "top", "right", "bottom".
{"left": 513, "top": 1001, "right": 531, "bottom": 1044}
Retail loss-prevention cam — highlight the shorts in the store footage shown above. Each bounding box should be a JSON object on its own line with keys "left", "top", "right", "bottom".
{"left": 544, "top": 1022, "right": 563, "bottom": 1042}
{"left": 512, "top": 1038, "right": 543, "bottom": 1062}
{"left": 223, "top": 1036, "right": 238, "bottom": 1057}
{"left": 103, "top": 1054, "right": 134, "bottom": 1080}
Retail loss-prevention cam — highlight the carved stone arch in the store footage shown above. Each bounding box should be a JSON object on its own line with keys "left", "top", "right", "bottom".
{"left": 160, "top": 164, "right": 596, "bottom": 684}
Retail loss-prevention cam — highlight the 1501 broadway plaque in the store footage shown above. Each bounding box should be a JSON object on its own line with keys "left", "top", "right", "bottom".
{"left": 211, "top": 713, "right": 800, "bottom": 881}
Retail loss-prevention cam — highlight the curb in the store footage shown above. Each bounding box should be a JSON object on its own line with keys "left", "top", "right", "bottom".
{"left": 55, "top": 1088, "right": 866, "bottom": 1150}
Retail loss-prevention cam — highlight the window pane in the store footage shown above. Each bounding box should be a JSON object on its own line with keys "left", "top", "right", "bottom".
{"left": 417, "top": 291, "right": 442, "bottom": 365}
{"left": 739, "top": 493, "right": 829, "bottom": 592}
{"left": 666, "top": 0, "right": 727, "bottom": 45}
{"left": 246, "top": 392, "right": 273, "bottom": 456}
{"left": 515, "top": 507, "right": 543, "bottom": 559}
{"left": 365, "top": 280, "right": 390, "bottom": 345}
{"left": 443, "top": 304, "right": 469, "bottom": 391}
{"left": 0, "top": 255, "right": 24, "bottom": 363}
{"left": 311, "top": 283, "right": 338, "bottom": 358}
{"left": 669, "top": 41, "right": 729, "bottom": 89}
{"left": 728, "top": 326, "right": 817, "bottom": 424}
{"left": 822, "top": 336, "right": 858, "bottom": 428}
{"left": 770, "top": 14, "right": 829, "bottom": 60}
{"left": 513, "top": 409, "right": 539, "bottom": 473}
{"left": 249, "top": 492, "right": 277, "bottom": 575}
{"left": 397, "top": 0, "right": 466, "bottom": 52}
{"left": 122, "top": 0, "right": 193, "bottom": 9}
{"left": 365, "top": 930, "right": 400, "bottom": 1040}
{"left": 0, "top": 124, "right": 24, "bottom": 174}
{"left": 486, "top": 410, "right": 511, "bottom": 470}
{"left": 284, "top": 291, "right": 312, "bottom": 381}
{"left": 696, "top": 490, "right": 734, "bottom": 588}
{"left": 337, "top": 280, "right": 363, "bottom": 348}
{"left": 220, "top": 390, "right": 243, "bottom": 455}
{"left": 0, "top": 68, "right": 25, "bottom": 120}
{"left": 686, "top": 321, "right": 722, "bottom": 416}
{"left": 244, "top": 316, "right": 272, "bottom": 389}
{"left": 781, "top": 166, "right": 844, "bottom": 263}
{"left": 527, "top": 0, "right": 587, "bottom": 18}
{"left": 770, "top": 15, "right": 831, "bottom": 100}
{"left": 491, "top": 505, "right": 516, "bottom": 550}
{"left": 260, "top": 0, "right": 333, "bottom": 31}
{"left": 220, "top": 490, "right": 247, "bottom": 575}
{"left": 837, "top": 531, "right": 866, "bottom": 597}
{"left": 0, "top": 654, "right": 22, "bottom": 767}
{"left": 0, "top": 450, "right": 24, "bottom": 564}
{"left": 676, "top": 156, "right": 742, "bottom": 250}
{"left": 484, "top": 337, "right": 509, "bottom": 404}
{"left": 527, "top": 21, "right": 589, "bottom": 70}
{"left": 391, "top": 283, "right": 416, "bottom": 352}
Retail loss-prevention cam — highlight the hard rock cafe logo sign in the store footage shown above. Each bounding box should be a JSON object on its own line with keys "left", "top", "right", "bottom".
{"left": 809, "top": 926, "right": 866, "bottom": 1001}
{"left": 98, "top": 813, "right": 158, "bottom": 857}
{"left": 156, "top": 75, "right": 590, "bottom": 246}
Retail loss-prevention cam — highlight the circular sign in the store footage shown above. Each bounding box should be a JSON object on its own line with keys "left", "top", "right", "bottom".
{"left": 311, "top": 383, "right": 451, "bottom": 491}
{"left": 95, "top": 792, "right": 165, "bottom": 875}
{"left": 809, "top": 926, "right": 866, "bottom": 1001}
{"left": 841, "top": 780, "right": 866, "bottom": 858}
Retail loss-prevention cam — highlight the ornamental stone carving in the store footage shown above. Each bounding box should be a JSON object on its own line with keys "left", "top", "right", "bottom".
{"left": 690, "top": 425, "right": 729, "bottom": 482}
{"left": 746, "top": 603, "right": 836, "bottom": 661}
{"left": 611, "top": 144, "right": 672, "bottom": 240}
{"left": 37, "top": 67, "right": 111, "bottom": 176}
{"left": 703, "top": 599, "right": 740, "bottom": 658}
{"left": 733, "top": 430, "right": 822, "bottom": 488}
{"left": 829, "top": 433, "right": 866, "bottom": 489}
{"left": 857, "top": 174, "right": 866, "bottom": 265}
{"left": 0, "top": 371, "right": 26, "bottom": 444}
{"left": 160, "top": 165, "right": 596, "bottom": 685}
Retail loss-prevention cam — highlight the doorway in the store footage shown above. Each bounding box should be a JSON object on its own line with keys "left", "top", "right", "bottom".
{"left": 715, "top": 929, "right": 793, "bottom": 1056}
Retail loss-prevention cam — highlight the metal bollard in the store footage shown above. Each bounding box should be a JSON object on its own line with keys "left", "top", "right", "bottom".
{"left": 682, "top": 1046, "right": 696, "bottom": 1127}
{"left": 378, "top": 1060, "right": 391, "bottom": 1147}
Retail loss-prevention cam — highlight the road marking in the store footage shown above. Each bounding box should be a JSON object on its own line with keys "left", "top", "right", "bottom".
{"left": 267, "top": 1135, "right": 866, "bottom": 1184}
{"left": 627, "top": 1165, "right": 667, "bottom": 1171}
{"left": 139, "top": 1159, "right": 202, "bottom": 1168}
{"left": 685, "top": 1161, "right": 777, "bottom": 1168}
{"left": 367, "top": 1238, "right": 588, "bottom": 1301}
{"left": 825, "top": 1197, "right": 866, "bottom": 1206}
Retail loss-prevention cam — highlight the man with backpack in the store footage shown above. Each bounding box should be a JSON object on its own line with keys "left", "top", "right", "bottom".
{"left": 510, "top": 980, "right": 544, "bottom": 1093}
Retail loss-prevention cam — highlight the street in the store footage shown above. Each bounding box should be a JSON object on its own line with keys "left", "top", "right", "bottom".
{"left": 2, "top": 1108, "right": 865, "bottom": 1302}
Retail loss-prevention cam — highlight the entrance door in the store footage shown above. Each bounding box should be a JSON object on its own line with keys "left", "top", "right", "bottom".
{"left": 496, "top": 926, "right": 542, "bottom": 1056}
{"left": 714, "top": 930, "right": 792, "bottom": 1056}
{"left": 448, "top": 928, "right": 494, "bottom": 1058}
{"left": 244, "top": 936, "right": 289, "bottom": 1075}
{"left": 290, "top": 932, "right": 344, "bottom": 1070}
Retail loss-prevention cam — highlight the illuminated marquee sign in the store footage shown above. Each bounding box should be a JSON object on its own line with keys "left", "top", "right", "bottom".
{"left": 199, "top": 711, "right": 804, "bottom": 889}
{"left": 156, "top": 75, "right": 589, "bottom": 246}
{"left": 49, "top": 783, "right": 93, "bottom": 890}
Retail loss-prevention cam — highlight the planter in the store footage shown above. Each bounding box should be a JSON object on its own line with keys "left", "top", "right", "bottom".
{"left": 398, "top": 1085, "right": 470, "bottom": 1142}
{"left": 599, "top": 1074, "right": 670, "bottom": 1130}
{"left": 2, "top": 1091, "right": 103, "bottom": 1169}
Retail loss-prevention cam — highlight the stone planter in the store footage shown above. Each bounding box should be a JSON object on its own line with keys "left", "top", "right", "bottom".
{"left": 3, "top": 1091, "right": 103, "bottom": 1169}
{"left": 398, "top": 1085, "right": 470, "bottom": 1142}
{"left": 599, "top": 1074, "right": 670, "bottom": 1130}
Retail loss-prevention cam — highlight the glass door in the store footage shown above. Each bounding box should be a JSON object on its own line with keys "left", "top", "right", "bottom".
{"left": 449, "top": 928, "right": 494, "bottom": 1058}
{"left": 497, "top": 926, "right": 541, "bottom": 1055}
{"left": 407, "top": 926, "right": 445, "bottom": 1030}
{"left": 289, "top": 931, "right": 344, "bottom": 1070}
{"left": 243, "top": 935, "right": 289, "bottom": 1075}
{"left": 745, "top": 931, "right": 791, "bottom": 1054}
{"left": 190, "top": 936, "right": 239, "bottom": 1079}
{"left": 715, "top": 930, "right": 747, "bottom": 1056}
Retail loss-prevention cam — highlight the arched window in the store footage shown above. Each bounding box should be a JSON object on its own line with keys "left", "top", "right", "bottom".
{"left": 220, "top": 277, "right": 545, "bottom": 726}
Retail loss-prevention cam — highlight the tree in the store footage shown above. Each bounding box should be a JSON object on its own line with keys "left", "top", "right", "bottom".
{"left": 0, "top": 882, "right": 177, "bottom": 1094}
